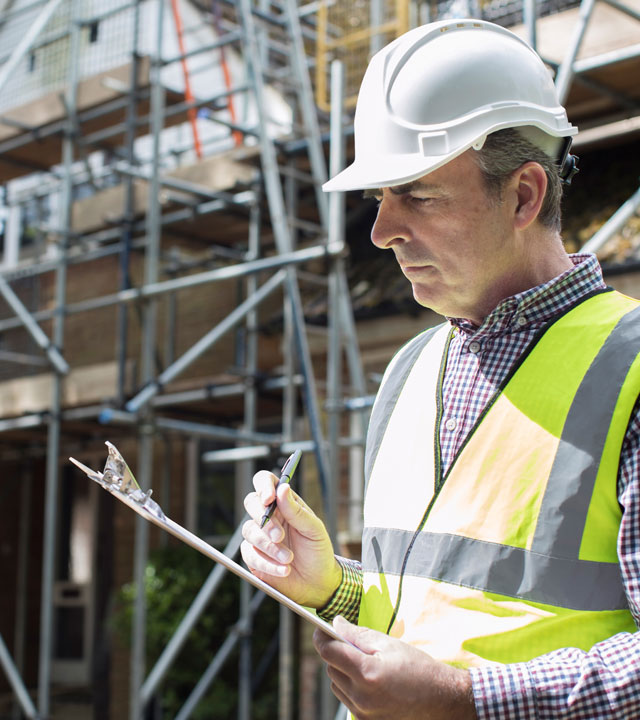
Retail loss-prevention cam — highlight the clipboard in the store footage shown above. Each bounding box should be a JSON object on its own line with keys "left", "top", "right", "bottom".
{"left": 70, "top": 441, "right": 350, "bottom": 645}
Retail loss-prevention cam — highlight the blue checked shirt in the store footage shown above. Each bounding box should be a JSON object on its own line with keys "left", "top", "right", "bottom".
{"left": 319, "top": 253, "right": 640, "bottom": 718}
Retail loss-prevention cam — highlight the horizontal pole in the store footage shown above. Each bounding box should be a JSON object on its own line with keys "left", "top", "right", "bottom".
{"left": 202, "top": 445, "right": 271, "bottom": 463}
{"left": 601, "top": 0, "right": 640, "bottom": 21}
{"left": 113, "top": 161, "right": 252, "bottom": 206}
{"left": 572, "top": 42, "right": 640, "bottom": 74}
{"left": 0, "top": 243, "right": 340, "bottom": 333}
{"left": 161, "top": 31, "right": 244, "bottom": 66}
{"left": 151, "top": 373, "right": 305, "bottom": 406}
{"left": 201, "top": 439, "right": 318, "bottom": 462}
{"left": 0, "top": 349, "right": 48, "bottom": 367}
{"left": 99, "top": 409, "right": 281, "bottom": 445}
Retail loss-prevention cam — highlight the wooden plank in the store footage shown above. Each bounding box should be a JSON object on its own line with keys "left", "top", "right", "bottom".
{"left": 511, "top": 0, "right": 640, "bottom": 62}
{"left": 511, "top": 2, "right": 640, "bottom": 125}
{"left": 0, "top": 360, "right": 125, "bottom": 416}
{"left": 0, "top": 57, "right": 189, "bottom": 182}
{"left": 71, "top": 152, "right": 257, "bottom": 237}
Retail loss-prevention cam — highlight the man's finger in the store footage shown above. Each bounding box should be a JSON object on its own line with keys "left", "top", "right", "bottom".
{"left": 252, "top": 469, "right": 279, "bottom": 503}
{"left": 240, "top": 539, "right": 291, "bottom": 578}
{"left": 243, "top": 490, "right": 283, "bottom": 534}
{"left": 333, "top": 616, "right": 386, "bottom": 655}
{"left": 241, "top": 517, "right": 289, "bottom": 560}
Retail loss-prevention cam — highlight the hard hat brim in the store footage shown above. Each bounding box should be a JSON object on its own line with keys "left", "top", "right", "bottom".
{"left": 322, "top": 149, "right": 467, "bottom": 193}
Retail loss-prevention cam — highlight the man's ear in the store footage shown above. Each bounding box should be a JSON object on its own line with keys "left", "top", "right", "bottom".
{"left": 511, "top": 162, "right": 547, "bottom": 230}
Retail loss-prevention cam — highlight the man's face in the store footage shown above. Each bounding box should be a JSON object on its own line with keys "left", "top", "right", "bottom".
{"left": 367, "top": 150, "right": 526, "bottom": 324}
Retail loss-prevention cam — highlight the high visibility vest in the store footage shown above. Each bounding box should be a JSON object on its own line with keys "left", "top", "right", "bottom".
{"left": 360, "top": 290, "right": 640, "bottom": 667}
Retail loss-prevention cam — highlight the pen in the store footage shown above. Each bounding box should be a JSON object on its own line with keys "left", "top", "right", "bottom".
{"left": 259, "top": 449, "right": 302, "bottom": 529}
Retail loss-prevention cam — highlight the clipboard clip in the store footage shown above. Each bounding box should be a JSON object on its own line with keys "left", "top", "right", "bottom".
{"left": 70, "top": 441, "right": 166, "bottom": 521}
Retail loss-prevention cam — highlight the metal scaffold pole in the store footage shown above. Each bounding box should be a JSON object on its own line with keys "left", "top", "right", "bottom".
{"left": 117, "top": 0, "right": 143, "bottom": 406}
{"left": 130, "top": 1, "right": 165, "bottom": 718}
{"left": 0, "top": 0, "right": 365, "bottom": 716}
{"left": 237, "top": 0, "right": 332, "bottom": 505}
{"left": 37, "top": 0, "right": 78, "bottom": 715}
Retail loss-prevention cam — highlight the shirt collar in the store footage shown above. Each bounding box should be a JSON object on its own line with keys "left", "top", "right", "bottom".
{"left": 449, "top": 253, "right": 607, "bottom": 337}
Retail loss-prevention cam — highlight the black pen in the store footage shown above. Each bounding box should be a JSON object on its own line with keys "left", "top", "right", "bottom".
{"left": 259, "top": 449, "right": 302, "bottom": 529}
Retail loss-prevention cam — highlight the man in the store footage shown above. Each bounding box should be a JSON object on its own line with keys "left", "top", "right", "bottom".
{"left": 241, "top": 19, "right": 640, "bottom": 719}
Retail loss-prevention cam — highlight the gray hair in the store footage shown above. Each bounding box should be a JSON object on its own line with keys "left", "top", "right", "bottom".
{"left": 473, "top": 127, "right": 564, "bottom": 231}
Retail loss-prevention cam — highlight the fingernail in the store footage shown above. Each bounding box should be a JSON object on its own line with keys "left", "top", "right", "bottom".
{"left": 277, "top": 549, "right": 291, "bottom": 563}
{"left": 269, "top": 527, "right": 281, "bottom": 541}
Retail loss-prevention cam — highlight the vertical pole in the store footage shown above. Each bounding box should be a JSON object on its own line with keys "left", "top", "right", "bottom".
{"left": 327, "top": 55, "right": 367, "bottom": 530}
{"left": 238, "top": 580, "right": 252, "bottom": 720}
{"left": 280, "top": 167, "right": 297, "bottom": 720}
{"left": 523, "top": 0, "right": 537, "bottom": 50}
{"left": 370, "top": 0, "right": 385, "bottom": 55}
{"left": 117, "top": 0, "right": 142, "bottom": 405}
{"left": 38, "top": 1, "right": 79, "bottom": 715}
{"left": 283, "top": 0, "right": 329, "bottom": 225}
{"left": 12, "top": 466, "right": 32, "bottom": 720}
{"left": 325, "top": 59, "right": 346, "bottom": 548}
{"left": 238, "top": 0, "right": 331, "bottom": 503}
{"left": 130, "top": 1, "right": 165, "bottom": 718}
{"left": 278, "top": 606, "right": 293, "bottom": 720}
{"left": 554, "top": 0, "right": 596, "bottom": 104}
{"left": 237, "top": 204, "right": 261, "bottom": 720}
{"left": 319, "top": 59, "right": 348, "bottom": 720}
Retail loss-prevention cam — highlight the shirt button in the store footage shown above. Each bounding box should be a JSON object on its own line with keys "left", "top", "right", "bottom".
{"left": 445, "top": 418, "right": 457, "bottom": 431}
{"left": 468, "top": 341, "right": 481, "bottom": 354}
{"left": 516, "top": 315, "right": 528, "bottom": 326}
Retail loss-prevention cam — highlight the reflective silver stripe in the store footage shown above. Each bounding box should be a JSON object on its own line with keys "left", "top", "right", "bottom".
{"left": 364, "top": 324, "right": 445, "bottom": 485}
{"left": 362, "top": 526, "right": 628, "bottom": 611}
{"left": 532, "top": 303, "right": 640, "bottom": 556}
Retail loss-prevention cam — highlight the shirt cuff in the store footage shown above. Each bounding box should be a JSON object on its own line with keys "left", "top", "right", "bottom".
{"left": 316, "top": 555, "right": 362, "bottom": 624}
{"left": 470, "top": 662, "right": 537, "bottom": 720}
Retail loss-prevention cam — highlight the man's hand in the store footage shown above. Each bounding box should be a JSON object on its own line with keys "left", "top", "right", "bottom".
{"left": 314, "top": 616, "right": 477, "bottom": 720}
{"left": 241, "top": 470, "right": 342, "bottom": 608}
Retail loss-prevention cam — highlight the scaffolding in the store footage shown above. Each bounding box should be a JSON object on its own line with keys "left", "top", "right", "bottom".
{"left": 0, "top": 1, "right": 371, "bottom": 718}
{"left": 0, "top": 0, "right": 638, "bottom": 719}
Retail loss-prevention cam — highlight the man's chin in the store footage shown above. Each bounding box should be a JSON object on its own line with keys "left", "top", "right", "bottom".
{"left": 411, "top": 284, "right": 442, "bottom": 314}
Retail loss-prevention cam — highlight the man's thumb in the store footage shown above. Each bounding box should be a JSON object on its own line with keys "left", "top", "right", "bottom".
{"left": 333, "top": 615, "right": 384, "bottom": 654}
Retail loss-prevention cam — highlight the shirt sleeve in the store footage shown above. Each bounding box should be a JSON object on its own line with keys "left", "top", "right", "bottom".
{"left": 316, "top": 555, "right": 363, "bottom": 624}
{"left": 470, "top": 398, "right": 640, "bottom": 719}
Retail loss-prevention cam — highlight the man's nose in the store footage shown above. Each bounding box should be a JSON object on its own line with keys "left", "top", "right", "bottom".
{"left": 370, "top": 197, "right": 408, "bottom": 249}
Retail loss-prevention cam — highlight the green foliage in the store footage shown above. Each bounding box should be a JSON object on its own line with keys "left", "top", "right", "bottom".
{"left": 112, "top": 543, "right": 281, "bottom": 719}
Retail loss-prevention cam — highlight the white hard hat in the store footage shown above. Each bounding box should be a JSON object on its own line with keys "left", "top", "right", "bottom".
{"left": 323, "top": 19, "right": 577, "bottom": 192}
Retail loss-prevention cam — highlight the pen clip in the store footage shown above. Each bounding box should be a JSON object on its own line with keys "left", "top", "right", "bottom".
{"left": 279, "top": 449, "right": 301, "bottom": 483}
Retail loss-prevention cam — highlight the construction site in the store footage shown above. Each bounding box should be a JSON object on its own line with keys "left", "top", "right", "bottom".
{"left": 0, "top": 0, "right": 638, "bottom": 718}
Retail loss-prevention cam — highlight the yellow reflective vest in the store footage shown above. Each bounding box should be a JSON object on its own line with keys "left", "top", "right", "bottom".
{"left": 360, "top": 290, "right": 640, "bottom": 667}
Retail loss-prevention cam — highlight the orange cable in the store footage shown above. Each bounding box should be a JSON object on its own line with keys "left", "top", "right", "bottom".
{"left": 211, "top": 0, "right": 242, "bottom": 147}
{"left": 171, "top": 0, "right": 203, "bottom": 159}
{"left": 219, "top": 46, "right": 242, "bottom": 147}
